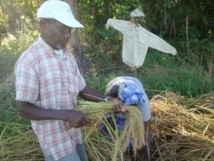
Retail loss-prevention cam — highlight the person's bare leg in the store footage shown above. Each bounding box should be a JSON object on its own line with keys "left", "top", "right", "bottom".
{"left": 143, "top": 120, "right": 151, "bottom": 161}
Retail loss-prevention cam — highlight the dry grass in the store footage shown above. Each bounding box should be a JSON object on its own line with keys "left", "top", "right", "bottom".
{"left": 76, "top": 101, "right": 145, "bottom": 161}
{"left": 0, "top": 122, "right": 43, "bottom": 161}
{"left": 1, "top": 92, "right": 214, "bottom": 161}
{"left": 150, "top": 92, "right": 214, "bottom": 161}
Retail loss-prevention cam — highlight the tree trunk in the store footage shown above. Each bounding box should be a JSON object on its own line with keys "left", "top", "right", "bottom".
{"left": 65, "top": 0, "right": 81, "bottom": 53}
{"left": 65, "top": 0, "right": 91, "bottom": 77}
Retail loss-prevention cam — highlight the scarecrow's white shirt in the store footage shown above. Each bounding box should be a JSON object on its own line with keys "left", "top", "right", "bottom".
{"left": 106, "top": 19, "right": 177, "bottom": 68}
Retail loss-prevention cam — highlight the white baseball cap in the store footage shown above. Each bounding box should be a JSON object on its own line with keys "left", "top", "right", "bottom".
{"left": 38, "top": 0, "right": 84, "bottom": 28}
{"left": 130, "top": 9, "right": 145, "bottom": 18}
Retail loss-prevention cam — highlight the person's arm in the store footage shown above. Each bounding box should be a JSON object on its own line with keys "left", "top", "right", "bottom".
{"left": 104, "top": 85, "right": 119, "bottom": 97}
{"left": 79, "top": 85, "right": 106, "bottom": 102}
{"left": 16, "top": 101, "right": 91, "bottom": 128}
{"left": 143, "top": 120, "right": 152, "bottom": 161}
{"left": 79, "top": 85, "right": 126, "bottom": 113}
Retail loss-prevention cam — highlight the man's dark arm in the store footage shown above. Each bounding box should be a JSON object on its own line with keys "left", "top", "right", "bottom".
{"left": 16, "top": 101, "right": 66, "bottom": 120}
{"left": 79, "top": 85, "right": 105, "bottom": 102}
{"left": 16, "top": 101, "right": 91, "bottom": 128}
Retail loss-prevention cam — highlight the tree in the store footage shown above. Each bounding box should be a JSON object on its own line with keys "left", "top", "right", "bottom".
{"left": 65, "top": 0, "right": 82, "bottom": 54}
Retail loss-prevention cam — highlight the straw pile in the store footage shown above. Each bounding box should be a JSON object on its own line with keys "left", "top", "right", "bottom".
{"left": 0, "top": 122, "right": 43, "bottom": 161}
{"left": 150, "top": 92, "right": 214, "bottom": 161}
{"left": 1, "top": 92, "right": 214, "bottom": 161}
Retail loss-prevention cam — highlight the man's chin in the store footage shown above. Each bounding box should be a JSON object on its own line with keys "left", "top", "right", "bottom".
{"left": 55, "top": 44, "right": 66, "bottom": 50}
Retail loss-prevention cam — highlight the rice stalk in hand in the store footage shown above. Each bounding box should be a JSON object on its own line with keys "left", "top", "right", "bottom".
{"left": 76, "top": 101, "right": 145, "bottom": 160}
{"left": 119, "top": 106, "right": 145, "bottom": 156}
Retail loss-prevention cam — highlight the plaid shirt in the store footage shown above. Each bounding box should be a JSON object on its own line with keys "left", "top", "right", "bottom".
{"left": 15, "top": 37, "right": 86, "bottom": 160}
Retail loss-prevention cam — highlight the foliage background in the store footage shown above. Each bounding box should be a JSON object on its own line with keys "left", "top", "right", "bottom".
{"left": 0, "top": 0, "right": 214, "bottom": 160}
{"left": 0, "top": 0, "right": 214, "bottom": 97}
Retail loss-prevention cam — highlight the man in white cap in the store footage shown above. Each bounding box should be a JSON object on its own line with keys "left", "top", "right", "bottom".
{"left": 15, "top": 1, "right": 124, "bottom": 161}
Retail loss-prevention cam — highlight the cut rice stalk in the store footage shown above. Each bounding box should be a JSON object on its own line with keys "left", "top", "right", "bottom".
{"left": 76, "top": 101, "right": 146, "bottom": 159}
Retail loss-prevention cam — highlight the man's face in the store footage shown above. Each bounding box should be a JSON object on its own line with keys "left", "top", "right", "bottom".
{"left": 40, "top": 19, "right": 72, "bottom": 50}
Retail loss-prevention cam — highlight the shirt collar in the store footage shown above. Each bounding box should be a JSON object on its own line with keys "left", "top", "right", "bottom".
{"left": 38, "top": 36, "right": 67, "bottom": 59}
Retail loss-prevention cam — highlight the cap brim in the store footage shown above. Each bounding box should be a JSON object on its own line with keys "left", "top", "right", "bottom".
{"left": 58, "top": 17, "right": 84, "bottom": 28}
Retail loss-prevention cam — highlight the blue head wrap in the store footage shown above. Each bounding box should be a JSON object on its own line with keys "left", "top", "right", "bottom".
{"left": 118, "top": 82, "right": 145, "bottom": 105}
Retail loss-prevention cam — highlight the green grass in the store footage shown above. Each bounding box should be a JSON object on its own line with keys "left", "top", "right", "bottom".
{"left": 0, "top": 31, "right": 214, "bottom": 160}
{"left": 85, "top": 49, "right": 214, "bottom": 98}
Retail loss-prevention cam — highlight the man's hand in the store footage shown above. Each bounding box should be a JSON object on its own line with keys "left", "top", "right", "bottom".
{"left": 64, "top": 110, "right": 91, "bottom": 130}
{"left": 16, "top": 101, "right": 91, "bottom": 130}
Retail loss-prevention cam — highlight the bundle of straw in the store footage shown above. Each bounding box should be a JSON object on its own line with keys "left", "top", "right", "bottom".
{"left": 0, "top": 122, "right": 43, "bottom": 161}
{"left": 76, "top": 101, "right": 145, "bottom": 160}
{"left": 150, "top": 91, "right": 214, "bottom": 161}
{"left": 2, "top": 92, "right": 214, "bottom": 161}
{"left": 119, "top": 106, "right": 145, "bottom": 155}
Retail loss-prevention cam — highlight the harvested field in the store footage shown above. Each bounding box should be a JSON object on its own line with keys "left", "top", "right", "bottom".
{"left": 0, "top": 92, "right": 214, "bottom": 161}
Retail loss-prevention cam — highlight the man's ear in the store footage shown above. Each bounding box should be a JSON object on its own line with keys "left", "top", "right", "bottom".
{"left": 39, "top": 19, "right": 49, "bottom": 30}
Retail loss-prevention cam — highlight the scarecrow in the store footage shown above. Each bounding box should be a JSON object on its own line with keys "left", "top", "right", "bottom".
{"left": 105, "top": 8, "right": 177, "bottom": 76}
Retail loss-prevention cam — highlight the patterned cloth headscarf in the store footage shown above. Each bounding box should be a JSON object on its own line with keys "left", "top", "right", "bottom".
{"left": 118, "top": 82, "right": 145, "bottom": 105}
